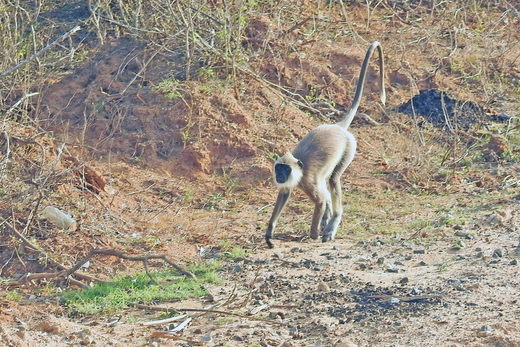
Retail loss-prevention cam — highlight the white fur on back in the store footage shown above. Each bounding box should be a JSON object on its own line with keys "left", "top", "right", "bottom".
{"left": 274, "top": 165, "right": 303, "bottom": 189}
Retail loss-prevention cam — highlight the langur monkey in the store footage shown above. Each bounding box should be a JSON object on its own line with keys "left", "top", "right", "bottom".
{"left": 265, "top": 41, "right": 386, "bottom": 248}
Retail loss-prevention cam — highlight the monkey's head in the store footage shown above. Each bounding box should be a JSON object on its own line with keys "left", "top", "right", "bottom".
{"left": 273, "top": 152, "right": 303, "bottom": 189}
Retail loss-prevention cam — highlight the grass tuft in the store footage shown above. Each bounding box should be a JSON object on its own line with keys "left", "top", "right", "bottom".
{"left": 62, "top": 262, "right": 220, "bottom": 315}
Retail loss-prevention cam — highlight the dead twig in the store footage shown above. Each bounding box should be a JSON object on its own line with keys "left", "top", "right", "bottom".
{"left": 0, "top": 26, "right": 81, "bottom": 79}
{"left": 62, "top": 248, "right": 196, "bottom": 280}
{"left": 2, "top": 221, "right": 101, "bottom": 285}
{"left": 134, "top": 304, "right": 284, "bottom": 325}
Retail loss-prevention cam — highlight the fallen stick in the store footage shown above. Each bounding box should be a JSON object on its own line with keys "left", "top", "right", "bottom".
{"left": 2, "top": 221, "right": 99, "bottom": 285}
{"left": 134, "top": 304, "right": 284, "bottom": 326}
{"left": 61, "top": 248, "right": 196, "bottom": 279}
{"left": 0, "top": 26, "right": 81, "bottom": 79}
{"left": 142, "top": 314, "right": 188, "bottom": 327}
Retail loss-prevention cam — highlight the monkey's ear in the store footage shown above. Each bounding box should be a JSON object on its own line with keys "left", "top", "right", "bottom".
{"left": 297, "top": 160, "right": 304, "bottom": 169}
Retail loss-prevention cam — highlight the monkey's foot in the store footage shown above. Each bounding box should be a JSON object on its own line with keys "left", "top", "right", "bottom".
{"left": 321, "top": 233, "right": 335, "bottom": 242}
{"left": 265, "top": 237, "right": 275, "bottom": 249}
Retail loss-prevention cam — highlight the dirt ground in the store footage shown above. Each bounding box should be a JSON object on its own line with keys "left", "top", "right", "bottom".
{"left": 1, "top": 1, "right": 519, "bottom": 346}
{"left": 1, "top": 209, "right": 519, "bottom": 346}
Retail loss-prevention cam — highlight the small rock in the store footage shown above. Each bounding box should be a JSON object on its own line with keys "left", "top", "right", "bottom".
{"left": 485, "top": 213, "right": 503, "bottom": 225}
{"left": 386, "top": 264, "right": 399, "bottom": 273}
{"left": 290, "top": 247, "right": 302, "bottom": 253}
{"left": 201, "top": 334, "right": 212, "bottom": 342}
{"left": 288, "top": 326, "right": 299, "bottom": 337}
{"left": 273, "top": 252, "right": 284, "bottom": 259}
{"left": 394, "top": 261, "right": 404, "bottom": 266}
{"left": 233, "top": 335, "right": 245, "bottom": 342}
{"left": 418, "top": 261, "right": 428, "bottom": 266}
{"left": 357, "top": 241, "right": 367, "bottom": 246}
{"left": 386, "top": 297, "right": 400, "bottom": 305}
{"left": 15, "top": 329, "right": 25, "bottom": 339}
{"left": 411, "top": 287, "right": 422, "bottom": 295}
{"left": 413, "top": 249, "right": 425, "bottom": 254}
{"left": 492, "top": 248, "right": 504, "bottom": 258}
{"left": 455, "top": 230, "right": 474, "bottom": 239}
{"left": 399, "top": 277, "right": 409, "bottom": 284}
{"left": 317, "top": 282, "right": 330, "bottom": 291}
{"left": 404, "top": 255, "right": 413, "bottom": 260}
{"left": 231, "top": 264, "right": 242, "bottom": 272}
{"left": 281, "top": 341, "right": 295, "bottom": 347}
{"left": 510, "top": 259, "right": 518, "bottom": 266}
{"left": 478, "top": 325, "right": 493, "bottom": 336}
{"left": 451, "top": 240, "right": 465, "bottom": 250}
{"left": 402, "top": 241, "right": 412, "bottom": 248}
{"left": 192, "top": 328, "right": 203, "bottom": 334}
{"left": 371, "top": 252, "right": 378, "bottom": 257}
{"left": 37, "top": 321, "right": 60, "bottom": 334}
{"left": 376, "top": 257, "right": 385, "bottom": 265}
{"left": 335, "top": 338, "right": 358, "bottom": 347}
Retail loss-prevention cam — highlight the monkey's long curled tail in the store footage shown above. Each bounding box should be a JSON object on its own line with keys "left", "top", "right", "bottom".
{"left": 338, "top": 41, "right": 386, "bottom": 129}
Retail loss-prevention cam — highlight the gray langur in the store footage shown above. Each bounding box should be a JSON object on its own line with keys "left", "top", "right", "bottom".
{"left": 265, "top": 41, "right": 386, "bottom": 248}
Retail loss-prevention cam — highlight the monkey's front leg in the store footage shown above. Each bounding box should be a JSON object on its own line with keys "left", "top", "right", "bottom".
{"left": 265, "top": 188, "right": 291, "bottom": 248}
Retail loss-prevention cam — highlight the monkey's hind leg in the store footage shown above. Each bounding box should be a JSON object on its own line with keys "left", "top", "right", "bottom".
{"left": 308, "top": 180, "right": 331, "bottom": 240}
{"left": 265, "top": 189, "right": 292, "bottom": 248}
{"left": 322, "top": 175, "right": 343, "bottom": 242}
{"left": 320, "top": 198, "right": 332, "bottom": 232}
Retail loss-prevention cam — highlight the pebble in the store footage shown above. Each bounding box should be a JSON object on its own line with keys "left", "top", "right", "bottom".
{"left": 402, "top": 241, "right": 412, "bottom": 248}
{"left": 334, "top": 338, "right": 358, "bottom": 347}
{"left": 317, "top": 282, "right": 330, "bottom": 292}
{"left": 418, "top": 261, "right": 428, "bottom": 266}
{"left": 231, "top": 264, "right": 242, "bottom": 272}
{"left": 455, "top": 230, "right": 474, "bottom": 239}
{"left": 411, "top": 287, "right": 422, "bottom": 295}
{"left": 201, "top": 334, "right": 212, "bottom": 342}
{"left": 386, "top": 264, "right": 399, "bottom": 273}
{"left": 281, "top": 341, "right": 295, "bottom": 347}
{"left": 290, "top": 247, "right": 302, "bottom": 253}
{"left": 386, "top": 297, "right": 400, "bottom": 305}
{"left": 478, "top": 325, "right": 493, "bottom": 336}
{"left": 510, "top": 259, "right": 518, "bottom": 266}
{"left": 492, "top": 248, "right": 504, "bottom": 258}
{"left": 413, "top": 249, "right": 426, "bottom": 254}
{"left": 273, "top": 252, "right": 284, "bottom": 259}
{"left": 377, "top": 257, "right": 385, "bottom": 265}
{"left": 451, "top": 240, "right": 465, "bottom": 250}
{"left": 399, "top": 277, "right": 409, "bottom": 284}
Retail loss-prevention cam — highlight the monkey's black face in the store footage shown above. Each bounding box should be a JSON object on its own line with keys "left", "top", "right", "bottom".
{"left": 275, "top": 163, "right": 291, "bottom": 184}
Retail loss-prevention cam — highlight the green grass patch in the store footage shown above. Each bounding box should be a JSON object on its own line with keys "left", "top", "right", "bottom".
{"left": 62, "top": 262, "right": 220, "bottom": 315}
{"left": 218, "top": 240, "right": 247, "bottom": 259}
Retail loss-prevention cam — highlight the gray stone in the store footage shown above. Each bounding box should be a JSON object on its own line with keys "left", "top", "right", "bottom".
{"left": 411, "top": 287, "right": 422, "bottom": 295}
{"left": 201, "top": 334, "right": 212, "bottom": 342}
{"left": 492, "top": 248, "right": 504, "bottom": 258}
{"left": 455, "top": 230, "right": 474, "bottom": 239}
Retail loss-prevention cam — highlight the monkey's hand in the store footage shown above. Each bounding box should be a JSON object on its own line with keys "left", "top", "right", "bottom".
{"left": 265, "top": 226, "right": 275, "bottom": 248}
